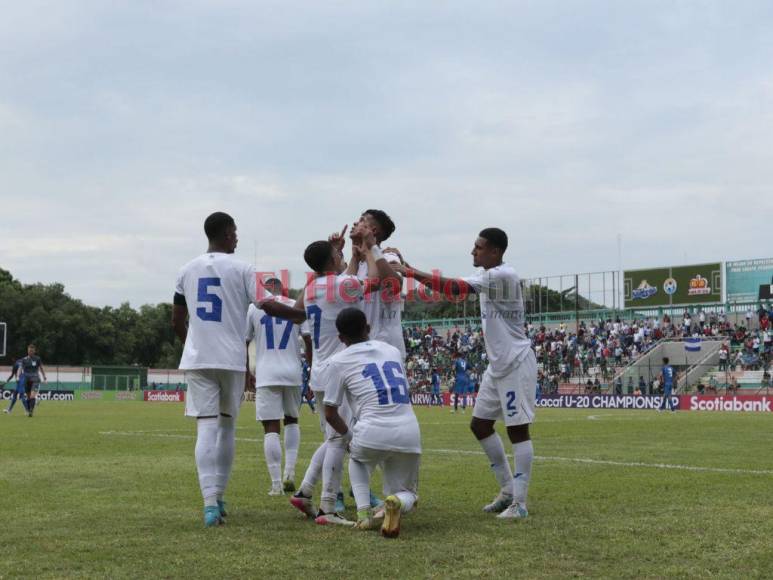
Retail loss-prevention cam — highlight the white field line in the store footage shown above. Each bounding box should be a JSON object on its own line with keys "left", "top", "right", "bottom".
{"left": 98, "top": 431, "right": 773, "bottom": 476}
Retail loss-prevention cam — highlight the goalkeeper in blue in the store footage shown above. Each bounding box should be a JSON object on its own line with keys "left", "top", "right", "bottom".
{"left": 320, "top": 307, "right": 421, "bottom": 538}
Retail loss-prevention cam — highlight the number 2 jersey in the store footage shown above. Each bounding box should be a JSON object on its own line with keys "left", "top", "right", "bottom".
{"left": 246, "top": 297, "right": 309, "bottom": 387}
{"left": 175, "top": 253, "right": 259, "bottom": 371}
{"left": 322, "top": 340, "right": 421, "bottom": 454}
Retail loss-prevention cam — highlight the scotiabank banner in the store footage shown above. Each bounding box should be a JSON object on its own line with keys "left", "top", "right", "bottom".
{"left": 144, "top": 390, "right": 185, "bottom": 403}
{"left": 679, "top": 395, "right": 773, "bottom": 413}
{"left": 536, "top": 394, "right": 680, "bottom": 410}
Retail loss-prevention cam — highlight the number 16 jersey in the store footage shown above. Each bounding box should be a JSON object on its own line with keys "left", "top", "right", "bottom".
{"left": 322, "top": 340, "right": 421, "bottom": 454}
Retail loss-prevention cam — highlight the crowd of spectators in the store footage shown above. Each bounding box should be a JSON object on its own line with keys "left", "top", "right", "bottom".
{"left": 403, "top": 303, "right": 773, "bottom": 394}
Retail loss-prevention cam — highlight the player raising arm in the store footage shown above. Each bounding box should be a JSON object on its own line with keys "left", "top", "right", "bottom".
{"left": 391, "top": 228, "right": 536, "bottom": 520}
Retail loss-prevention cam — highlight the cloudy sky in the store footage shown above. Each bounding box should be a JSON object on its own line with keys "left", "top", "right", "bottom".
{"left": 1, "top": 1, "right": 772, "bottom": 307}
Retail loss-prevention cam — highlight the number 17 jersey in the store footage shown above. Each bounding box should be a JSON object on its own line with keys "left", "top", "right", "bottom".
{"left": 322, "top": 340, "right": 421, "bottom": 454}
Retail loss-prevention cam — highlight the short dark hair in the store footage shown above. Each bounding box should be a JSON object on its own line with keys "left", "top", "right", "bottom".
{"left": 363, "top": 209, "right": 396, "bottom": 242}
{"left": 479, "top": 227, "right": 508, "bottom": 252}
{"left": 304, "top": 240, "right": 334, "bottom": 273}
{"left": 336, "top": 307, "right": 367, "bottom": 339}
{"left": 204, "top": 212, "right": 235, "bottom": 241}
{"left": 663, "top": 357, "right": 670, "bottom": 365}
{"left": 264, "top": 277, "right": 283, "bottom": 291}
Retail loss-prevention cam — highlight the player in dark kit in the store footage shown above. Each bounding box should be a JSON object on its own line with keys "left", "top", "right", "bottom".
{"left": 19, "top": 344, "right": 47, "bottom": 417}
{"left": 3, "top": 358, "right": 28, "bottom": 414}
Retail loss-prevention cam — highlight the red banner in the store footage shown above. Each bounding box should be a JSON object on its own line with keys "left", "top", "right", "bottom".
{"left": 678, "top": 395, "right": 773, "bottom": 413}
{"left": 144, "top": 390, "right": 185, "bottom": 403}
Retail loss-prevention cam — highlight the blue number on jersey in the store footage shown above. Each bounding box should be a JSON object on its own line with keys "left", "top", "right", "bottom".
{"left": 260, "top": 315, "right": 294, "bottom": 350}
{"left": 196, "top": 277, "right": 222, "bottom": 322}
{"left": 505, "top": 391, "right": 517, "bottom": 417}
{"left": 362, "top": 361, "right": 410, "bottom": 405}
{"left": 306, "top": 305, "right": 322, "bottom": 349}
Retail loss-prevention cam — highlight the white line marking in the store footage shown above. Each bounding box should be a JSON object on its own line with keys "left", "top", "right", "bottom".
{"left": 99, "top": 432, "right": 773, "bottom": 476}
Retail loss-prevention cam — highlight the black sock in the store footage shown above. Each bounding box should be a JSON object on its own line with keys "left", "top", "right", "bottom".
{"left": 29, "top": 399, "right": 36, "bottom": 412}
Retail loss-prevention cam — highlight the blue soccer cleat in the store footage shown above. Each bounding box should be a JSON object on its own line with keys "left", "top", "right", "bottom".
{"left": 204, "top": 505, "right": 223, "bottom": 527}
{"left": 335, "top": 491, "right": 346, "bottom": 514}
{"left": 217, "top": 499, "right": 228, "bottom": 518}
{"left": 370, "top": 491, "right": 384, "bottom": 510}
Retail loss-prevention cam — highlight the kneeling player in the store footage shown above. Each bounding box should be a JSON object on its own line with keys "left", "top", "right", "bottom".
{"left": 321, "top": 308, "right": 421, "bottom": 538}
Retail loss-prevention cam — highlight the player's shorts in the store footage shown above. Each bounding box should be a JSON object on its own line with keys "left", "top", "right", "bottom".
{"left": 24, "top": 378, "right": 40, "bottom": 397}
{"left": 350, "top": 443, "right": 420, "bottom": 498}
{"left": 473, "top": 350, "right": 537, "bottom": 427}
{"left": 185, "top": 369, "right": 245, "bottom": 418}
{"left": 255, "top": 386, "right": 302, "bottom": 421}
{"left": 454, "top": 379, "right": 468, "bottom": 395}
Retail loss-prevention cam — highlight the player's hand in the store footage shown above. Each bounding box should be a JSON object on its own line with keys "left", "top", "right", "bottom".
{"left": 328, "top": 224, "right": 348, "bottom": 251}
{"left": 384, "top": 247, "right": 405, "bottom": 265}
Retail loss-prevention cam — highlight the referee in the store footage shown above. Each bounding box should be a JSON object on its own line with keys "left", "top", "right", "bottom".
{"left": 20, "top": 344, "right": 47, "bottom": 417}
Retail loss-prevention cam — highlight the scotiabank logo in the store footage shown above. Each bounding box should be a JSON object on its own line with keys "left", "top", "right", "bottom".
{"left": 685, "top": 396, "right": 772, "bottom": 413}
{"left": 144, "top": 390, "right": 185, "bottom": 403}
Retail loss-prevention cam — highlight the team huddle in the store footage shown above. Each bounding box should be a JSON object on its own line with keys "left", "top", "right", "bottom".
{"left": 172, "top": 210, "right": 536, "bottom": 537}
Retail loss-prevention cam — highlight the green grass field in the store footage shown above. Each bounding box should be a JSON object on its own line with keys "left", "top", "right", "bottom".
{"left": 1, "top": 401, "right": 772, "bottom": 579}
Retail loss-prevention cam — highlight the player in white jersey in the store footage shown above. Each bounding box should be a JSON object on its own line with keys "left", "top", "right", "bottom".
{"left": 246, "top": 277, "right": 312, "bottom": 496}
{"left": 330, "top": 209, "right": 406, "bottom": 360}
{"left": 391, "top": 228, "right": 536, "bottom": 520}
{"left": 289, "top": 234, "right": 396, "bottom": 524}
{"left": 321, "top": 308, "right": 421, "bottom": 538}
{"left": 172, "top": 212, "right": 305, "bottom": 527}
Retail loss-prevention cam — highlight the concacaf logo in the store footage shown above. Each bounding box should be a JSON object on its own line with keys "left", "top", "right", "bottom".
{"left": 663, "top": 278, "right": 678, "bottom": 295}
{"left": 687, "top": 274, "right": 711, "bottom": 296}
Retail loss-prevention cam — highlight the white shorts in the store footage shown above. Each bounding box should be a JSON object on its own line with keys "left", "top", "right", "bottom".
{"left": 255, "top": 386, "right": 302, "bottom": 421}
{"left": 184, "top": 369, "right": 245, "bottom": 418}
{"left": 315, "top": 390, "right": 352, "bottom": 440}
{"left": 350, "top": 443, "right": 420, "bottom": 497}
{"left": 472, "top": 351, "right": 537, "bottom": 427}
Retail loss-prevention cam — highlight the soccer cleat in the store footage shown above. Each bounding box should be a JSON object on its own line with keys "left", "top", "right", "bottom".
{"left": 335, "top": 491, "right": 346, "bottom": 514}
{"left": 483, "top": 492, "right": 514, "bottom": 513}
{"left": 290, "top": 492, "right": 317, "bottom": 519}
{"left": 496, "top": 502, "right": 528, "bottom": 520}
{"left": 283, "top": 479, "right": 296, "bottom": 493}
{"left": 204, "top": 505, "right": 224, "bottom": 527}
{"left": 354, "top": 508, "right": 379, "bottom": 531}
{"left": 369, "top": 491, "right": 384, "bottom": 509}
{"left": 217, "top": 499, "right": 228, "bottom": 518}
{"left": 269, "top": 483, "right": 284, "bottom": 496}
{"left": 315, "top": 511, "right": 354, "bottom": 526}
{"left": 381, "top": 495, "right": 402, "bottom": 538}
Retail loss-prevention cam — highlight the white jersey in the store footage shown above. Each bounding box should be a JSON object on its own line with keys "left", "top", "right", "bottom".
{"left": 175, "top": 253, "right": 258, "bottom": 371}
{"left": 357, "top": 255, "right": 406, "bottom": 360}
{"left": 322, "top": 340, "right": 421, "bottom": 454}
{"left": 246, "top": 297, "right": 309, "bottom": 387}
{"left": 305, "top": 274, "right": 364, "bottom": 391}
{"left": 462, "top": 263, "right": 531, "bottom": 378}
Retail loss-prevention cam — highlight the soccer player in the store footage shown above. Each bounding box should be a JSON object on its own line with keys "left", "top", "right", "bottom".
{"left": 321, "top": 308, "right": 421, "bottom": 538}
{"left": 2, "top": 358, "right": 27, "bottom": 414}
{"left": 430, "top": 368, "right": 442, "bottom": 407}
{"left": 246, "top": 277, "right": 311, "bottom": 495}
{"left": 392, "top": 228, "right": 536, "bottom": 519}
{"left": 172, "top": 212, "right": 304, "bottom": 527}
{"left": 452, "top": 352, "right": 470, "bottom": 413}
{"left": 658, "top": 357, "right": 677, "bottom": 412}
{"left": 20, "top": 344, "right": 47, "bottom": 417}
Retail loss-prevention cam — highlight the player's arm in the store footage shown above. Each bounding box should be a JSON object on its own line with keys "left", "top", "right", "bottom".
{"left": 303, "top": 334, "right": 313, "bottom": 367}
{"left": 259, "top": 299, "right": 307, "bottom": 324}
{"left": 396, "top": 260, "right": 471, "bottom": 296}
{"left": 39, "top": 361, "right": 47, "bottom": 383}
{"left": 321, "top": 365, "right": 352, "bottom": 441}
{"left": 324, "top": 405, "right": 351, "bottom": 440}
{"left": 172, "top": 292, "right": 188, "bottom": 343}
{"left": 360, "top": 230, "right": 403, "bottom": 294}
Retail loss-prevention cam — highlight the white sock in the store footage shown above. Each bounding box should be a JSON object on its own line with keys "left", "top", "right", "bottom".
{"left": 348, "top": 457, "right": 372, "bottom": 512}
{"left": 320, "top": 442, "right": 346, "bottom": 513}
{"left": 215, "top": 415, "right": 236, "bottom": 500}
{"left": 264, "top": 432, "right": 282, "bottom": 485}
{"left": 299, "top": 441, "right": 327, "bottom": 497}
{"left": 513, "top": 440, "right": 533, "bottom": 506}
{"left": 283, "top": 423, "right": 300, "bottom": 481}
{"left": 479, "top": 433, "right": 514, "bottom": 496}
{"left": 195, "top": 417, "right": 219, "bottom": 507}
{"left": 395, "top": 491, "right": 417, "bottom": 514}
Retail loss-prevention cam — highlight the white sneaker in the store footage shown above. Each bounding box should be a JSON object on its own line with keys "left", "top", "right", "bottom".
{"left": 315, "top": 512, "right": 354, "bottom": 526}
{"left": 483, "top": 492, "right": 513, "bottom": 513}
{"left": 268, "top": 483, "right": 284, "bottom": 496}
{"left": 496, "top": 502, "right": 528, "bottom": 519}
